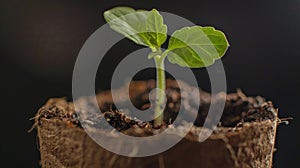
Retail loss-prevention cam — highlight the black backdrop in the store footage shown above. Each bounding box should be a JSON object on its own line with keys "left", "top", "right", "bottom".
{"left": 1, "top": 0, "right": 299, "bottom": 167}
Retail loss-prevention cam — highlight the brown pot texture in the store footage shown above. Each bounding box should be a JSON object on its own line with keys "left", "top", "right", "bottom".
{"left": 35, "top": 80, "right": 278, "bottom": 168}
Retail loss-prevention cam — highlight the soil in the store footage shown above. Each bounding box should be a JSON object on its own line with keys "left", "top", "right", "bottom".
{"left": 36, "top": 79, "right": 276, "bottom": 133}
{"left": 35, "top": 79, "right": 278, "bottom": 168}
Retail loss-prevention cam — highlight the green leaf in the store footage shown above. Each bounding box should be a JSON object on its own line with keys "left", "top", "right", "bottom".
{"left": 103, "top": 7, "right": 167, "bottom": 50}
{"left": 166, "top": 26, "right": 229, "bottom": 68}
{"left": 104, "top": 7, "right": 148, "bottom": 46}
{"left": 144, "top": 9, "right": 167, "bottom": 48}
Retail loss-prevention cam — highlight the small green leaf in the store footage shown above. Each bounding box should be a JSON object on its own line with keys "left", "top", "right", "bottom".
{"left": 166, "top": 26, "right": 229, "bottom": 68}
{"left": 104, "top": 7, "right": 167, "bottom": 50}
{"left": 144, "top": 9, "right": 167, "bottom": 48}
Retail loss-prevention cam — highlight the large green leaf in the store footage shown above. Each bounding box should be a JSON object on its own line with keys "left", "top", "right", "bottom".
{"left": 166, "top": 26, "right": 229, "bottom": 68}
{"left": 104, "top": 7, "right": 167, "bottom": 49}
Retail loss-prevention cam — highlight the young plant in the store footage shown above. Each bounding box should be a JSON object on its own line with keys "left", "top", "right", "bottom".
{"left": 104, "top": 7, "right": 229, "bottom": 126}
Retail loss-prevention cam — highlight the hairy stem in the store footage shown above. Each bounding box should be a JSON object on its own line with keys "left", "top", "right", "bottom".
{"left": 154, "top": 54, "right": 166, "bottom": 126}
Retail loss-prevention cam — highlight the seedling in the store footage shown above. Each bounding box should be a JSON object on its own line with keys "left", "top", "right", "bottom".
{"left": 104, "top": 7, "right": 229, "bottom": 126}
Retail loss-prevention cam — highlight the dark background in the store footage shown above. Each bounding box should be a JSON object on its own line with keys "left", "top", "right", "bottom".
{"left": 1, "top": 0, "right": 299, "bottom": 167}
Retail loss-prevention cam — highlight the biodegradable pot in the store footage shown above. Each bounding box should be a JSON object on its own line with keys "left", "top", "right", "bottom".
{"left": 35, "top": 80, "right": 278, "bottom": 168}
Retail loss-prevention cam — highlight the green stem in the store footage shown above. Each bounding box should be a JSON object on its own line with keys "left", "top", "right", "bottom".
{"left": 154, "top": 54, "right": 166, "bottom": 126}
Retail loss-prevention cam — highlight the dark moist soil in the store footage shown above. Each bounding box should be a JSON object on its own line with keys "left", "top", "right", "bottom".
{"left": 36, "top": 80, "right": 277, "bottom": 136}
